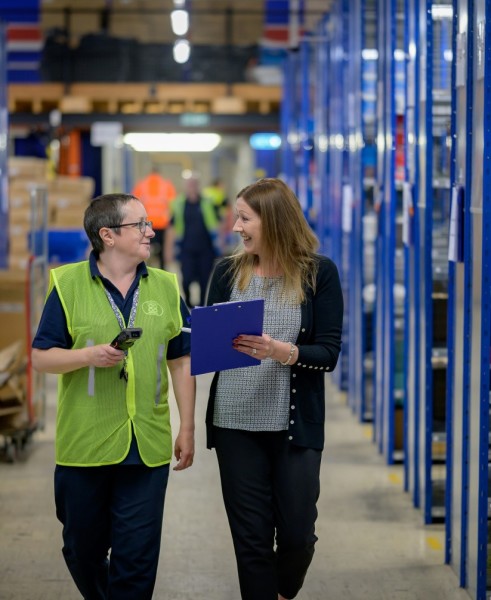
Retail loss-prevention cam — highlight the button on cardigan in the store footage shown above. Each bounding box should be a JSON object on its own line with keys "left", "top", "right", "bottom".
{"left": 205, "top": 255, "right": 344, "bottom": 451}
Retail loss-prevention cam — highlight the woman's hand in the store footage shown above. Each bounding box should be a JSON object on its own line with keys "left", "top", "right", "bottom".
{"left": 233, "top": 334, "right": 298, "bottom": 365}
{"left": 232, "top": 333, "right": 278, "bottom": 360}
{"left": 31, "top": 345, "right": 125, "bottom": 374}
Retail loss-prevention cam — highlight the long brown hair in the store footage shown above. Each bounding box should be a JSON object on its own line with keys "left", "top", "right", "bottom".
{"left": 230, "top": 178, "right": 319, "bottom": 303}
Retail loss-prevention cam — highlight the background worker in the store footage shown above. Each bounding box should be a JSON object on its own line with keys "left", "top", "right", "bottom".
{"left": 203, "top": 178, "right": 235, "bottom": 255}
{"left": 132, "top": 165, "right": 176, "bottom": 269}
{"left": 166, "top": 174, "right": 220, "bottom": 308}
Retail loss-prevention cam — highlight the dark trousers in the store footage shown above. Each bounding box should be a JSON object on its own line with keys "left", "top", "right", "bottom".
{"left": 180, "top": 250, "right": 215, "bottom": 307}
{"left": 214, "top": 427, "right": 322, "bottom": 600}
{"left": 151, "top": 228, "right": 166, "bottom": 269}
{"left": 54, "top": 464, "right": 170, "bottom": 600}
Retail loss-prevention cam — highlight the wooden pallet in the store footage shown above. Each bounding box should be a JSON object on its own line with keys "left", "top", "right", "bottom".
{"left": 8, "top": 83, "right": 282, "bottom": 115}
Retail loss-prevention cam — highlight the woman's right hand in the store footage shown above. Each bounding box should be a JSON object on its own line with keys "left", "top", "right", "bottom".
{"left": 88, "top": 344, "right": 126, "bottom": 368}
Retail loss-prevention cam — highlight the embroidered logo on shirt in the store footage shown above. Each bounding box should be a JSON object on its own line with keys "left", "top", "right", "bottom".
{"left": 142, "top": 300, "right": 164, "bottom": 316}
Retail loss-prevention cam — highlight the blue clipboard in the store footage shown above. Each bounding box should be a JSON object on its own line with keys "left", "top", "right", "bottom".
{"left": 190, "top": 299, "right": 264, "bottom": 375}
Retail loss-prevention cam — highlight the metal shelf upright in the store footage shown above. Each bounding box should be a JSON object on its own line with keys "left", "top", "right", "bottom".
{"left": 312, "top": 14, "right": 331, "bottom": 255}
{"left": 406, "top": 0, "right": 453, "bottom": 525}
{"left": 403, "top": 0, "right": 421, "bottom": 506}
{"left": 356, "top": 0, "right": 379, "bottom": 423}
{"left": 373, "top": 0, "right": 406, "bottom": 463}
{"left": 447, "top": 1, "right": 491, "bottom": 598}
{"left": 447, "top": 0, "right": 473, "bottom": 593}
{"left": 327, "top": 0, "right": 350, "bottom": 392}
{"left": 345, "top": 0, "right": 364, "bottom": 419}
{"left": 280, "top": 49, "right": 300, "bottom": 193}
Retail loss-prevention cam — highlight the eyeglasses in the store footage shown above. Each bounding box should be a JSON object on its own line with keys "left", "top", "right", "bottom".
{"left": 106, "top": 220, "right": 153, "bottom": 234}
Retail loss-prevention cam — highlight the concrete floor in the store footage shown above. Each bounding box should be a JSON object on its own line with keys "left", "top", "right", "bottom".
{"left": 0, "top": 373, "right": 470, "bottom": 600}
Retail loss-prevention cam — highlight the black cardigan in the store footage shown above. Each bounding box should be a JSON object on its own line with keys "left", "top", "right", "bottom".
{"left": 205, "top": 254, "right": 344, "bottom": 451}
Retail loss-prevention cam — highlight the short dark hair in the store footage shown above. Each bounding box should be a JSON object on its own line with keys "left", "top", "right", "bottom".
{"left": 84, "top": 193, "right": 138, "bottom": 257}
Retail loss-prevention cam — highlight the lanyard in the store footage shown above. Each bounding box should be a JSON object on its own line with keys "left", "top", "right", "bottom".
{"left": 103, "top": 285, "right": 140, "bottom": 330}
{"left": 103, "top": 283, "right": 140, "bottom": 382}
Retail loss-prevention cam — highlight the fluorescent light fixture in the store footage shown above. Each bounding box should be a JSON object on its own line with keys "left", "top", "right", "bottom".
{"left": 249, "top": 133, "right": 281, "bottom": 150}
{"left": 431, "top": 4, "right": 453, "bottom": 19}
{"left": 394, "top": 49, "right": 405, "bottom": 61}
{"left": 171, "top": 10, "right": 189, "bottom": 36}
{"left": 123, "top": 133, "right": 221, "bottom": 152}
{"left": 362, "top": 49, "right": 378, "bottom": 61}
{"left": 173, "top": 39, "right": 190, "bottom": 64}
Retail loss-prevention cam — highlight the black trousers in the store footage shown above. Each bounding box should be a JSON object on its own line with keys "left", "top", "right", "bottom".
{"left": 214, "top": 427, "right": 322, "bottom": 600}
{"left": 54, "top": 463, "right": 169, "bottom": 600}
{"left": 180, "top": 249, "right": 215, "bottom": 307}
{"left": 151, "top": 228, "right": 166, "bottom": 269}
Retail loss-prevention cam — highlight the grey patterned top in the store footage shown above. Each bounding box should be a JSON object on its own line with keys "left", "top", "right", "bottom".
{"left": 213, "top": 275, "right": 301, "bottom": 431}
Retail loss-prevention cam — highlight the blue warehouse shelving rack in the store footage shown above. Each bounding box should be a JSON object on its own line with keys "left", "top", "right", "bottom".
{"left": 282, "top": 1, "right": 350, "bottom": 392}
{"left": 403, "top": 0, "right": 421, "bottom": 508}
{"left": 343, "top": 0, "right": 379, "bottom": 424}
{"left": 372, "top": 0, "right": 406, "bottom": 463}
{"left": 281, "top": 36, "right": 315, "bottom": 219}
{"left": 447, "top": 1, "right": 491, "bottom": 599}
{"left": 311, "top": 14, "right": 331, "bottom": 256}
{"left": 327, "top": 0, "right": 350, "bottom": 392}
{"left": 354, "top": 0, "right": 379, "bottom": 423}
{"left": 345, "top": 0, "right": 364, "bottom": 420}
{"left": 405, "top": 0, "right": 453, "bottom": 525}
{"left": 447, "top": 0, "right": 472, "bottom": 592}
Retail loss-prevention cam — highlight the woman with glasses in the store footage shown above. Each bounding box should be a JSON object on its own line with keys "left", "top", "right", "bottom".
{"left": 31, "top": 193, "right": 196, "bottom": 600}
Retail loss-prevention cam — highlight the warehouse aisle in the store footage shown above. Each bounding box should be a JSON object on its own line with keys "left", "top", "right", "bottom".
{"left": 0, "top": 373, "right": 469, "bottom": 600}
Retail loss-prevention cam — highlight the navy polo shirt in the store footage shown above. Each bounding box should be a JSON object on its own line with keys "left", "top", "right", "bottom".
{"left": 32, "top": 252, "right": 191, "bottom": 465}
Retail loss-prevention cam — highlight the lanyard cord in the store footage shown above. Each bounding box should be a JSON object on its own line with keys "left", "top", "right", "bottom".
{"left": 101, "top": 280, "right": 140, "bottom": 383}
{"left": 102, "top": 284, "right": 140, "bottom": 329}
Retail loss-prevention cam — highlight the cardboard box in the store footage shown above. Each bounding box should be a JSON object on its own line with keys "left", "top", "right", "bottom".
{"left": 8, "top": 233, "right": 30, "bottom": 255}
{"left": 52, "top": 207, "right": 87, "bottom": 228}
{"left": 8, "top": 157, "right": 48, "bottom": 180}
{"left": 211, "top": 96, "right": 246, "bottom": 114}
{"left": 8, "top": 208, "right": 31, "bottom": 226}
{"left": 0, "top": 341, "right": 27, "bottom": 406}
{"left": 0, "top": 269, "right": 28, "bottom": 350}
{"left": 49, "top": 175, "right": 95, "bottom": 200}
{"left": 7, "top": 255, "right": 30, "bottom": 271}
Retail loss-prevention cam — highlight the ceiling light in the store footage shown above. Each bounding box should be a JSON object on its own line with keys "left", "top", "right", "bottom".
{"left": 171, "top": 10, "right": 189, "bottom": 36}
{"left": 123, "top": 133, "right": 221, "bottom": 152}
{"left": 173, "top": 39, "right": 190, "bottom": 64}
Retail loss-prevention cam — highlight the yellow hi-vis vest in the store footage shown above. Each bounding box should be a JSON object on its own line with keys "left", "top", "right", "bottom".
{"left": 49, "top": 262, "right": 182, "bottom": 467}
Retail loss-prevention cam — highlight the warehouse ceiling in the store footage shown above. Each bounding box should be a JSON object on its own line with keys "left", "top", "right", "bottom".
{"left": 9, "top": 1, "right": 333, "bottom": 132}
{"left": 40, "top": 0, "right": 332, "bottom": 47}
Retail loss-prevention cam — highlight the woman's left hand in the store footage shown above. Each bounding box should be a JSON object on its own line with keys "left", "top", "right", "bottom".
{"left": 233, "top": 334, "right": 274, "bottom": 360}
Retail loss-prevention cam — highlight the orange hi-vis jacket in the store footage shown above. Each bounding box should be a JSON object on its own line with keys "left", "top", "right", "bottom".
{"left": 132, "top": 173, "right": 177, "bottom": 230}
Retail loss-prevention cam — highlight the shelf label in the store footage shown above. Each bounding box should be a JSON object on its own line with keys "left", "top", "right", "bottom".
{"left": 448, "top": 185, "right": 464, "bottom": 262}
{"left": 402, "top": 181, "right": 413, "bottom": 246}
{"left": 342, "top": 184, "right": 353, "bottom": 233}
{"left": 456, "top": 32, "right": 467, "bottom": 88}
{"left": 91, "top": 122, "right": 123, "bottom": 147}
{"left": 477, "top": 21, "right": 485, "bottom": 81}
